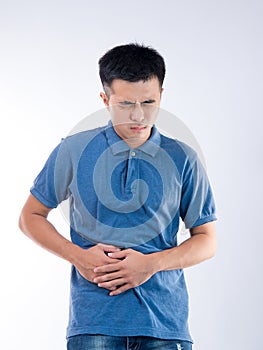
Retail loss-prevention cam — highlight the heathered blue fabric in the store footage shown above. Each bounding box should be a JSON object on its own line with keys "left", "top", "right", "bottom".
{"left": 30, "top": 121, "right": 216, "bottom": 342}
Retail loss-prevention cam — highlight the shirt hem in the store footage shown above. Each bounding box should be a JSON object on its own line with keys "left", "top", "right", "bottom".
{"left": 187, "top": 214, "right": 217, "bottom": 229}
{"left": 66, "top": 326, "right": 193, "bottom": 343}
{"left": 30, "top": 188, "right": 57, "bottom": 209}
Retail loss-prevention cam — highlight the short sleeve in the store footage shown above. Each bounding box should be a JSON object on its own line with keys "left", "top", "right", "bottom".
{"left": 180, "top": 151, "right": 217, "bottom": 229}
{"left": 30, "top": 138, "right": 73, "bottom": 208}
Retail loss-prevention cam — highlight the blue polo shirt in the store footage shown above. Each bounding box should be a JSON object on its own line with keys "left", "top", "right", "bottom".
{"left": 30, "top": 121, "right": 216, "bottom": 342}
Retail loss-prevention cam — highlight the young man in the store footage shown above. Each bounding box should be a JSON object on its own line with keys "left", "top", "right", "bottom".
{"left": 19, "top": 43, "right": 217, "bottom": 350}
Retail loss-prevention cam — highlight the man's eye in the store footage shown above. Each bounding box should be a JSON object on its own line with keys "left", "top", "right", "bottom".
{"left": 122, "top": 101, "right": 133, "bottom": 105}
{"left": 118, "top": 102, "right": 133, "bottom": 109}
{"left": 119, "top": 102, "right": 132, "bottom": 106}
{"left": 142, "top": 100, "right": 155, "bottom": 104}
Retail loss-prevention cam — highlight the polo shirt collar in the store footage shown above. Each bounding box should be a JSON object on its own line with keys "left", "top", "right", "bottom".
{"left": 104, "top": 120, "right": 161, "bottom": 157}
{"left": 139, "top": 126, "right": 161, "bottom": 157}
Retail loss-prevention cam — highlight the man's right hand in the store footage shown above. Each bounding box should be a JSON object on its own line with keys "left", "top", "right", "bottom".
{"left": 72, "top": 243, "right": 121, "bottom": 285}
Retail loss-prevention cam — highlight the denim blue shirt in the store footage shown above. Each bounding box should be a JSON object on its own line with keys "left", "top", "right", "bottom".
{"left": 31, "top": 121, "right": 216, "bottom": 342}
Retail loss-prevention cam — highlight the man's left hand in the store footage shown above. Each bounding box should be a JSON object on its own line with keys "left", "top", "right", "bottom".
{"left": 93, "top": 249, "right": 157, "bottom": 296}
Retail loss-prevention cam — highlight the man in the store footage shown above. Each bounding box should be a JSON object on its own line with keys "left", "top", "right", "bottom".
{"left": 19, "top": 43, "right": 217, "bottom": 350}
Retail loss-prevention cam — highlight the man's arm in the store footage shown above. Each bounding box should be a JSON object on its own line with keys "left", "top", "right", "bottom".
{"left": 19, "top": 194, "right": 121, "bottom": 283}
{"left": 93, "top": 221, "right": 216, "bottom": 296}
{"left": 153, "top": 221, "right": 217, "bottom": 271}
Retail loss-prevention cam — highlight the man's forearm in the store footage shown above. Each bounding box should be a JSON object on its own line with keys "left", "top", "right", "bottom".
{"left": 151, "top": 222, "right": 217, "bottom": 273}
{"left": 19, "top": 194, "right": 122, "bottom": 284}
{"left": 19, "top": 207, "right": 81, "bottom": 265}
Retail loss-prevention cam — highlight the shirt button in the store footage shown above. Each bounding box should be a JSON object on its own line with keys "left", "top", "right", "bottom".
{"left": 131, "top": 151, "right": 136, "bottom": 157}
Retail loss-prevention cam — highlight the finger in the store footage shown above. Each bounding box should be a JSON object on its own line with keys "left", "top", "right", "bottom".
{"left": 97, "top": 243, "right": 121, "bottom": 252}
{"left": 93, "top": 271, "right": 122, "bottom": 284}
{"left": 94, "top": 262, "right": 121, "bottom": 274}
{"left": 92, "top": 271, "right": 109, "bottom": 279}
{"left": 104, "top": 256, "right": 122, "bottom": 264}
{"left": 108, "top": 250, "right": 129, "bottom": 259}
{"left": 109, "top": 283, "right": 131, "bottom": 296}
{"left": 98, "top": 278, "right": 126, "bottom": 290}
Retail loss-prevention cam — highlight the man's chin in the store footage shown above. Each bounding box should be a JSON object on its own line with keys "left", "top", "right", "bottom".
{"left": 127, "top": 129, "right": 151, "bottom": 145}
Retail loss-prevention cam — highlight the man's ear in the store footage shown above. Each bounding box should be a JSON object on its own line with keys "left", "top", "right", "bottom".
{"left": 100, "top": 92, "right": 109, "bottom": 107}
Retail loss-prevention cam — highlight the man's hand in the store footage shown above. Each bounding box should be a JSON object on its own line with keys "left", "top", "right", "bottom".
{"left": 93, "top": 249, "right": 157, "bottom": 296}
{"left": 73, "top": 243, "right": 121, "bottom": 283}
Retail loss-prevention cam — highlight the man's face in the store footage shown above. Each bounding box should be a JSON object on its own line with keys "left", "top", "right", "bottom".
{"left": 100, "top": 77, "right": 163, "bottom": 148}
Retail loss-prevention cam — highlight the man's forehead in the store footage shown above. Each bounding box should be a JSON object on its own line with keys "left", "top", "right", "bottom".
{"left": 106, "top": 78, "right": 161, "bottom": 101}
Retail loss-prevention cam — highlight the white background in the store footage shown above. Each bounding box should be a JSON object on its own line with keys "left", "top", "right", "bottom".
{"left": 1, "top": 0, "right": 262, "bottom": 349}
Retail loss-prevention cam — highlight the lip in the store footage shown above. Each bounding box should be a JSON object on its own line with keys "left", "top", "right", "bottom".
{"left": 130, "top": 126, "right": 147, "bottom": 132}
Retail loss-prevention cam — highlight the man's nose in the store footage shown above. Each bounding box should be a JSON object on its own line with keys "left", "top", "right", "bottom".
{"left": 130, "top": 102, "right": 144, "bottom": 122}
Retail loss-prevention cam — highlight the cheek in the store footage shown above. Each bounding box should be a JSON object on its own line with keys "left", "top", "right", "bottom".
{"left": 110, "top": 108, "right": 131, "bottom": 123}
{"left": 144, "top": 106, "right": 159, "bottom": 121}
{"left": 113, "top": 124, "right": 129, "bottom": 137}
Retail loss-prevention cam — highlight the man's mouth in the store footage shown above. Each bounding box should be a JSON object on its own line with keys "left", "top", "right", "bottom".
{"left": 130, "top": 125, "right": 147, "bottom": 131}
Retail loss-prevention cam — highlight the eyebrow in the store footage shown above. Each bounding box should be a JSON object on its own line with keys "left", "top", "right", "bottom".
{"left": 119, "top": 99, "right": 156, "bottom": 105}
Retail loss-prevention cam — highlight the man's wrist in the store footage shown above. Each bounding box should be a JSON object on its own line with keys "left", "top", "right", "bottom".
{"left": 61, "top": 240, "right": 83, "bottom": 265}
{"left": 149, "top": 248, "right": 180, "bottom": 273}
{"left": 148, "top": 251, "right": 166, "bottom": 274}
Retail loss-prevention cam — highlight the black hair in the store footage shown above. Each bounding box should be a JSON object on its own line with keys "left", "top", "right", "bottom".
{"left": 99, "top": 43, "right": 166, "bottom": 89}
